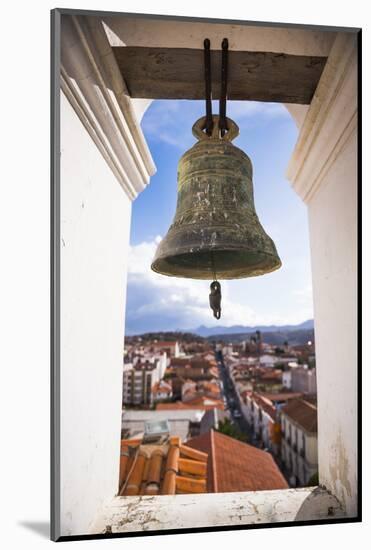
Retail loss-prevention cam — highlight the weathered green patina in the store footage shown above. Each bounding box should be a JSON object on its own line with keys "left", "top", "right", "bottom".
{"left": 151, "top": 115, "right": 281, "bottom": 280}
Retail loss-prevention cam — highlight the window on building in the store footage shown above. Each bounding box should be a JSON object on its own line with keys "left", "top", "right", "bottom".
{"left": 302, "top": 433, "right": 306, "bottom": 458}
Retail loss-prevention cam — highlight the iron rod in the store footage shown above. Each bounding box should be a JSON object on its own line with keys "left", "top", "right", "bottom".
{"left": 204, "top": 38, "right": 213, "bottom": 136}
{"left": 219, "top": 38, "right": 229, "bottom": 137}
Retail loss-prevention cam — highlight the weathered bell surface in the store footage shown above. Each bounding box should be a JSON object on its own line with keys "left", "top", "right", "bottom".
{"left": 151, "top": 115, "right": 282, "bottom": 280}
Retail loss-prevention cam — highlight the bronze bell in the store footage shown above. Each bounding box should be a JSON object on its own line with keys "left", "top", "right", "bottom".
{"left": 151, "top": 115, "right": 282, "bottom": 280}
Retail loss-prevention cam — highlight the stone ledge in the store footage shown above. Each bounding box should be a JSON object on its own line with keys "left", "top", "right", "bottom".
{"left": 90, "top": 486, "right": 344, "bottom": 536}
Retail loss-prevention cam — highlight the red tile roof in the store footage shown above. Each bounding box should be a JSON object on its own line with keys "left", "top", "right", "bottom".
{"left": 186, "top": 431, "right": 288, "bottom": 493}
{"left": 119, "top": 436, "right": 208, "bottom": 496}
{"left": 260, "top": 370, "right": 283, "bottom": 381}
{"left": 156, "top": 402, "right": 200, "bottom": 411}
{"left": 259, "top": 391, "right": 303, "bottom": 402}
{"left": 170, "top": 358, "right": 191, "bottom": 366}
{"left": 251, "top": 393, "right": 276, "bottom": 419}
{"left": 281, "top": 398, "right": 318, "bottom": 433}
{"left": 182, "top": 383, "right": 221, "bottom": 403}
{"left": 186, "top": 397, "right": 223, "bottom": 409}
{"left": 152, "top": 381, "right": 172, "bottom": 394}
{"left": 156, "top": 399, "right": 224, "bottom": 411}
{"left": 153, "top": 341, "right": 178, "bottom": 347}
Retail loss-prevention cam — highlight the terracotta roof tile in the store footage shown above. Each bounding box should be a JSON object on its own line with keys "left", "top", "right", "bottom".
{"left": 119, "top": 436, "right": 208, "bottom": 496}
{"left": 145, "top": 450, "right": 163, "bottom": 495}
{"left": 186, "top": 431, "right": 288, "bottom": 493}
{"left": 124, "top": 451, "right": 147, "bottom": 495}
{"left": 178, "top": 457, "right": 207, "bottom": 477}
{"left": 179, "top": 444, "right": 208, "bottom": 463}
{"left": 176, "top": 475, "right": 207, "bottom": 494}
{"left": 119, "top": 430, "right": 288, "bottom": 495}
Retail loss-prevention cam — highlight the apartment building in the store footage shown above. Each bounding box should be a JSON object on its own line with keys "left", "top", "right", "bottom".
{"left": 241, "top": 391, "right": 302, "bottom": 454}
{"left": 123, "top": 361, "right": 160, "bottom": 406}
{"left": 280, "top": 397, "right": 318, "bottom": 486}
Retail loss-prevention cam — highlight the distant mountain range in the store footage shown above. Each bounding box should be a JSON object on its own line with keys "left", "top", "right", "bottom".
{"left": 126, "top": 320, "right": 315, "bottom": 346}
{"left": 193, "top": 319, "right": 314, "bottom": 338}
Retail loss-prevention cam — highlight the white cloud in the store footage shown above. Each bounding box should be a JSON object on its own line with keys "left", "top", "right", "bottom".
{"left": 125, "top": 237, "right": 308, "bottom": 334}
{"left": 292, "top": 285, "right": 314, "bottom": 308}
{"left": 227, "top": 101, "right": 288, "bottom": 120}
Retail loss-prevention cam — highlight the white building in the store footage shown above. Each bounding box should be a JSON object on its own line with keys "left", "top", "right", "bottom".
{"left": 152, "top": 340, "right": 180, "bottom": 358}
{"left": 181, "top": 380, "right": 196, "bottom": 399}
{"left": 282, "top": 370, "right": 292, "bottom": 389}
{"left": 222, "top": 344, "right": 234, "bottom": 357}
{"left": 151, "top": 380, "right": 173, "bottom": 402}
{"left": 291, "top": 366, "right": 317, "bottom": 394}
{"left": 241, "top": 392, "right": 277, "bottom": 452}
{"left": 281, "top": 398, "right": 318, "bottom": 486}
{"left": 258, "top": 354, "right": 277, "bottom": 368}
{"left": 122, "top": 359, "right": 162, "bottom": 406}
{"left": 121, "top": 408, "right": 205, "bottom": 441}
{"left": 125, "top": 349, "right": 167, "bottom": 378}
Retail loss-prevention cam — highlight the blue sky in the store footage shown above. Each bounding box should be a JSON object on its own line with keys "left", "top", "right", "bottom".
{"left": 125, "top": 100, "right": 314, "bottom": 334}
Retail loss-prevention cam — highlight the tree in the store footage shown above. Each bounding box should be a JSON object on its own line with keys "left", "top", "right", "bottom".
{"left": 307, "top": 471, "right": 319, "bottom": 486}
{"left": 216, "top": 419, "right": 248, "bottom": 443}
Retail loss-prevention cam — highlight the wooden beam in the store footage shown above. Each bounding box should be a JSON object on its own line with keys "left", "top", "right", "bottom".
{"left": 112, "top": 47, "right": 327, "bottom": 104}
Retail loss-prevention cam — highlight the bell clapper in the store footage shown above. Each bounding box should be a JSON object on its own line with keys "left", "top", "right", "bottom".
{"left": 209, "top": 281, "right": 222, "bottom": 320}
{"left": 209, "top": 251, "right": 221, "bottom": 319}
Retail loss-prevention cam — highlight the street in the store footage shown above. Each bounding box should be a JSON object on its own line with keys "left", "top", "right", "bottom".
{"left": 215, "top": 350, "right": 253, "bottom": 438}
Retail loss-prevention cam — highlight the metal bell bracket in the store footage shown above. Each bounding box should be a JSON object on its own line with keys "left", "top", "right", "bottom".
{"left": 192, "top": 115, "right": 239, "bottom": 142}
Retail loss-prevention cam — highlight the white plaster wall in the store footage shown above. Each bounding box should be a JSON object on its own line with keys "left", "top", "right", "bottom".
{"left": 59, "top": 92, "right": 132, "bottom": 536}
{"left": 308, "top": 130, "right": 357, "bottom": 516}
{"left": 285, "top": 104, "right": 309, "bottom": 129}
{"left": 131, "top": 98, "right": 152, "bottom": 124}
{"left": 305, "top": 434, "right": 318, "bottom": 468}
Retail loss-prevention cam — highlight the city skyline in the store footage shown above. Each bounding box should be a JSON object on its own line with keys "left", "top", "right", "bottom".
{"left": 122, "top": 332, "right": 318, "bottom": 492}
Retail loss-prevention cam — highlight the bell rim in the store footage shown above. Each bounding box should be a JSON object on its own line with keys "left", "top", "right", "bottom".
{"left": 151, "top": 250, "right": 282, "bottom": 280}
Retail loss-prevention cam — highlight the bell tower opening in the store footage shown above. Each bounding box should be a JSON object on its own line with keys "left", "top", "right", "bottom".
{"left": 121, "top": 97, "right": 317, "bottom": 496}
